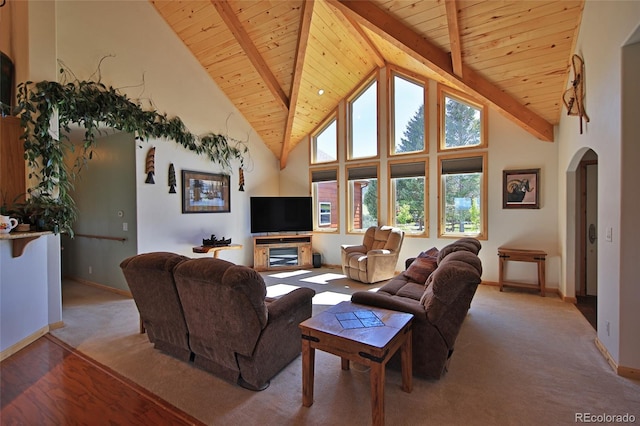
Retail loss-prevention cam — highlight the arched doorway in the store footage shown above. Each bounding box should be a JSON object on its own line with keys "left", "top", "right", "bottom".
{"left": 575, "top": 149, "right": 598, "bottom": 330}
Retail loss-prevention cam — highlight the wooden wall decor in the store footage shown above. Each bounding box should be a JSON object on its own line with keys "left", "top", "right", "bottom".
{"left": 145, "top": 147, "right": 155, "bottom": 184}
{"left": 563, "top": 54, "right": 590, "bottom": 134}
{"left": 168, "top": 163, "right": 176, "bottom": 193}
{"left": 238, "top": 167, "right": 245, "bottom": 192}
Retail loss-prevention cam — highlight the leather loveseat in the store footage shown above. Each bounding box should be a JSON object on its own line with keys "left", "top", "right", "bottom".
{"left": 120, "top": 252, "right": 315, "bottom": 390}
{"left": 350, "top": 238, "right": 482, "bottom": 379}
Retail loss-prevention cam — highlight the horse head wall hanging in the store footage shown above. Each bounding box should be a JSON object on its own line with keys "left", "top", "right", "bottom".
{"left": 563, "top": 54, "right": 590, "bottom": 134}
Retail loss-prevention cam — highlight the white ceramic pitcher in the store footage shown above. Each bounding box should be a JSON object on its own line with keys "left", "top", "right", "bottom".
{"left": 0, "top": 215, "right": 18, "bottom": 234}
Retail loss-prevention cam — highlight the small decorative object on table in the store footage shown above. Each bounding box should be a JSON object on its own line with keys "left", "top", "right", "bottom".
{"left": 202, "top": 234, "right": 231, "bottom": 247}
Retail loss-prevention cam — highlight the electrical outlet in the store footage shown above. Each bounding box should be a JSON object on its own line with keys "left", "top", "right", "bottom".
{"left": 89, "top": 266, "right": 93, "bottom": 274}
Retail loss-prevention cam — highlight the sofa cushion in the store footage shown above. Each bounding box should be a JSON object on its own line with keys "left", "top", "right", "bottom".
{"left": 403, "top": 255, "right": 438, "bottom": 284}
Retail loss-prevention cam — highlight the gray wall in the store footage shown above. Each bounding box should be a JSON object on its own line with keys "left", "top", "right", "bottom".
{"left": 62, "top": 131, "right": 137, "bottom": 292}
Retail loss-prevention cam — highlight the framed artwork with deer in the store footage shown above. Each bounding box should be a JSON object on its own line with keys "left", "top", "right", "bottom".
{"left": 503, "top": 168, "right": 540, "bottom": 209}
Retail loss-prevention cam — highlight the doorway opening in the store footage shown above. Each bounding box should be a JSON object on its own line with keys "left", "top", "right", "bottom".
{"left": 575, "top": 149, "right": 597, "bottom": 330}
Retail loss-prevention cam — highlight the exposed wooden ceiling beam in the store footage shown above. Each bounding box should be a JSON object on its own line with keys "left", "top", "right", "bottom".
{"left": 445, "top": 0, "right": 463, "bottom": 78}
{"left": 331, "top": 0, "right": 554, "bottom": 142}
{"left": 211, "top": 0, "right": 289, "bottom": 113}
{"left": 280, "top": 0, "right": 315, "bottom": 169}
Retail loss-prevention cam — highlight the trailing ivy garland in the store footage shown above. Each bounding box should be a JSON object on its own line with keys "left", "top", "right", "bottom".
{"left": 13, "top": 78, "right": 248, "bottom": 235}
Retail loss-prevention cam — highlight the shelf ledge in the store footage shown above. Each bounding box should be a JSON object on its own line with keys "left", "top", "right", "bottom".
{"left": 0, "top": 231, "right": 53, "bottom": 258}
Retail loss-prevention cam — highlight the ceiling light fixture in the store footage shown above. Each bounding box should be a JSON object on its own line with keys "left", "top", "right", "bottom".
{"left": 318, "top": 89, "right": 324, "bottom": 96}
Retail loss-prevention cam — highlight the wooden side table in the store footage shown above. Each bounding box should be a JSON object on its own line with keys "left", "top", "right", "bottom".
{"left": 299, "top": 301, "right": 413, "bottom": 426}
{"left": 498, "top": 247, "right": 547, "bottom": 296}
{"left": 192, "top": 244, "right": 242, "bottom": 258}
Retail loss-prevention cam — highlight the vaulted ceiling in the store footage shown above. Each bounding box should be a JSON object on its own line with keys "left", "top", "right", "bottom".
{"left": 150, "top": 0, "right": 584, "bottom": 168}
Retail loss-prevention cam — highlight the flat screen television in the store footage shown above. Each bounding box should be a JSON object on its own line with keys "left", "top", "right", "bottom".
{"left": 250, "top": 196, "right": 313, "bottom": 234}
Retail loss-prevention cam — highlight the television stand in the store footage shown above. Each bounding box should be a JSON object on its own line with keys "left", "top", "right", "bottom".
{"left": 253, "top": 234, "right": 313, "bottom": 271}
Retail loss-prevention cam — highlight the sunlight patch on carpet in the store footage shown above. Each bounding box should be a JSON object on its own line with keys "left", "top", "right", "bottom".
{"left": 266, "top": 284, "right": 300, "bottom": 298}
{"left": 301, "top": 273, "right": 347, "bottom": 284}
{"left": 312, "top": 291, "right": 351, "bottom": 305}
{"left": 267, "top": 270, "right": 312, "bottom": 279}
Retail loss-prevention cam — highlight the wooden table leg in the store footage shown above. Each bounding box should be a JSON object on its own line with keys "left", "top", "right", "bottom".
{"left": 370, "top": 362, "right": 385, "bottom": 426}
{"left": 400, "top": 328, "right": 412, "bottom": 393}
{"left": 302, "top": 338, "right": 315, "bottom": 407}
{"left": 499, "top": 255, "right": 506, "bottom": 292}
{"left": 538, "top": 258, "right": 546, "bottom": 297}
{"left": 341, "top": 357, "right": 350, "bottom": 370}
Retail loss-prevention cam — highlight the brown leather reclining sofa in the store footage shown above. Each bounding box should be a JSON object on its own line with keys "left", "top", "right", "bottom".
{"left": 120, "top": 252, "right": 315, "bottom": 390}
{"left": 351, "top": 238, "right": 482, "bottom": 379}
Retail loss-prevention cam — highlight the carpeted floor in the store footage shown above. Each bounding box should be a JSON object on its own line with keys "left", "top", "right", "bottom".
{"left": 51, "top": 268, "right": 640, "bottom": 426}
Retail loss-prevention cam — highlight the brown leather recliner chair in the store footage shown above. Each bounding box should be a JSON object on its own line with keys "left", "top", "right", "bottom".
{"left": 173, "top": 257, "right": 315, "bottom": 391}
{"left": 341, "top": 225, "right": 405, "bottom": 283}
{"left": 120, "top": 251, "right": 192, "bottom": 362}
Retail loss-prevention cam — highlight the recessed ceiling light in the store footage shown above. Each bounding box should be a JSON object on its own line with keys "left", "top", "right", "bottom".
{"left": 318, "top": 89, "right": 324, "bottom": 96}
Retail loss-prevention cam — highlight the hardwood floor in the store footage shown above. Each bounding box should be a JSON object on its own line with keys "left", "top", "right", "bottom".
{"left": 1, "top": 334, "right": 205, "bottom": 425}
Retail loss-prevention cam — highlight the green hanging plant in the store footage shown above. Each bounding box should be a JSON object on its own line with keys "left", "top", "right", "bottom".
{"left": 12, "top": 70, "right": 248, "bottom": 236}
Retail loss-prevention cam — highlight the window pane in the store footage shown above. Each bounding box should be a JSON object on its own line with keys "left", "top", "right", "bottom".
{"left": 319, "top": 202, "right": 331, "bottom": 226}
{"left": 350, "top": 81, "right": 378, "bottom": 159}
{"left": 392, "top": 176, "right": 425, "bottom": 234}
{"left": 313, "top": 181, "right": 338, "bottom": 231}
{"left": 444, "top": 95, "right": 481, "bottom": 149}
{"left": 393, "top": 76, "right": 424, "bottom": 154}
{"left": 442, "top": 173, "right": 482, "bottom": 235}
{"left": 313, "top": 119, "right": 337, "bottom": 163}
{"left": 349, "top": 178, "right": 377, "bottom": 231}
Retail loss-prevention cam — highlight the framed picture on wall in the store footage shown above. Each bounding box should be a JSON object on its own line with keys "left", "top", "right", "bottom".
{"left": 182, "top": 170, "right": 230, "bottom": 213}
{"left": 503, "top": 168, "right": 540, "bottom": 209}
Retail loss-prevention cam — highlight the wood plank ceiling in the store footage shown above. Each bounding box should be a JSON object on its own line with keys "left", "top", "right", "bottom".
{"left": 150, "top": 0, "right": 584, "bottom": 168}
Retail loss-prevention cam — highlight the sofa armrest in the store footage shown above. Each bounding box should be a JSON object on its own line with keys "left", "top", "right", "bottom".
{"left": 266, "top": 287, "right": 315, "bottom": 320}
{"left": 368, "top": 249, "right": 392, "bottom": 256}
{"left": 341, "top": 244, "right": 367, "bottom": 254}
{"left": 351, "top": 290, "right": 425, "bottom": 318}
{"left": 405, "top": 257, "right": 416, "bottom": 269}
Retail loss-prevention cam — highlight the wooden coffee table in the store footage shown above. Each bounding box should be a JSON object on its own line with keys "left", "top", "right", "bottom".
{"left": 299, "top": 301, "right": 413, "bottom": 426}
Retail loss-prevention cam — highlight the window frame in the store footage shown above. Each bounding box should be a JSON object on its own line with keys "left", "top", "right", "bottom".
{"left": 389, "top": 70, "right": 428, "bottom": 157}
{"left": 437, "top": 84, "right": 488, "bottom": 152}
{"left": 347, "top": 75, "right": 380, "bottom": 162}
{"left": 437, "top": 152, "right": 488, "bottom": 240}
{"left": 346, "top": 162, "right": 380, "bottom": 234}
{"left": 310, "top": 114, "right": 338, "bottom": 165}
{"left": 310, "top": 166, "right": 340, "bottom": 233}
{"left": 387, "top": 157, "right": 429, "bottom": 237}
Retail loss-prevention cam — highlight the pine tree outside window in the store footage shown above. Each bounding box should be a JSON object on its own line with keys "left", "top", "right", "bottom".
{"left": 438, "top": 154, "right": 487, "bottom": 239}
{"left": 389, "top": 160, "right": 428, "bottom": 236}
{"left": 391, "top": 73, "right": 426, "bottom": 155}
{"left": 438, "top": 85, "right": 487, "bottom": 151}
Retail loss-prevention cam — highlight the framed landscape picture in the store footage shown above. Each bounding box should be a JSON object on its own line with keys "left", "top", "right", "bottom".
{"left": 503, "top": 168, "right": 540, "bottom": 209}
{"left": 182, "top": 170, "right": 230, "bottom": 213}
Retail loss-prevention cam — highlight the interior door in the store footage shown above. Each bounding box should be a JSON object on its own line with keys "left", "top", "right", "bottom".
{"left": 585, "top": 163, "right": 598, "bottom": 296}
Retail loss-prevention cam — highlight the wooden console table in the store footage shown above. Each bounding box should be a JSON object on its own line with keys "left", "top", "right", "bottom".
{"left": 498, "top": 247, "right": 547, "bottom": 296}
{"left": 192, "top": 244, "right": 242, "bottom": 258}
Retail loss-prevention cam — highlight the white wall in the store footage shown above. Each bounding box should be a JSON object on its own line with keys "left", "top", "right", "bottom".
{"left": 556, "top": 1, "right": 640, "bottom": 369}
{"left": 55, "top": 0, "right": 280, "bottom": 266}
{"left": 1, "top": 234, "right": 61, "bottom": 356}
